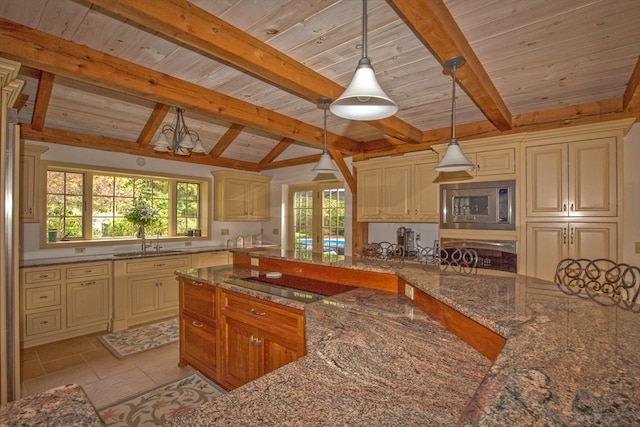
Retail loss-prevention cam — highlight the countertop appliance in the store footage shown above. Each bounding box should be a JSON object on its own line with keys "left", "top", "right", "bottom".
{"left": 440, "top": 179, "right": 515, "bottom": 230}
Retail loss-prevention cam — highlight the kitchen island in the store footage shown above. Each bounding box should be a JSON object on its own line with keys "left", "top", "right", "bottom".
{"left": 170, "top": 249, "right": 640, "bottom": 426}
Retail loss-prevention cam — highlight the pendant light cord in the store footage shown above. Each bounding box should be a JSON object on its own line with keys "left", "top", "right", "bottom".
{"left": 323, "top": 103, "right": 328, "bottom": 152}
{"left": 361, "top": 0, "right": 368, "bottom": 59}
{"left": 451, "top": 63, "right": 457, "bottom": 141}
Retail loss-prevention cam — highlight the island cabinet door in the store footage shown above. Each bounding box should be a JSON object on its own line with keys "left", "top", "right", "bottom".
{"left": 221, "top": 315, "right": 258, "bottom": 388}
{"left": 259, "top": 331, "right": 304, "bottom": 377}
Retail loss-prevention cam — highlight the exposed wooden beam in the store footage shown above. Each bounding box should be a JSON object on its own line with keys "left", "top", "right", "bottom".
{"left": 209, "top": 124, "right": 244, "bottom": 159}
{"left": 259, "top": 138, "right": 294, "bottom": 166}
{"left": 258, "top": 154, "right": 321, "bottom": 171}
{"left": 0, "top": 18, "right": 361, "bottom": 155}
{"left": 20, "top": 124, "right": 261, "bottom": 171}
{"left": 623, "top": 57, "right": 640, "bottom": 112}
{"left": 31, "top": 71, "right": 54, "bottom": 131}
{"left": 328, "top": 148, "right": 356, "bottom": 194}
{"left": 360, "top": 97, "right": 640, "bottom": 158}
{"left": 86, "top": 0, "right": 424, "bottom": 144}
{"left": 388, "top": 0, "right": 512, "bottom": 131}
{"left": 137, "top": 103, "right": 170, "bottom": 147}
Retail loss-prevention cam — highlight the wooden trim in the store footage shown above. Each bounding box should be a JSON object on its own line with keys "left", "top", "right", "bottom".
{"left": 403, "top": 279, "right": 506, "bottom": 361}
{"left": 210, "top": 124, "right": 244, "bottom": 159}
{"left": 623, "top": 57, "right": 640, "bottom": 112}
{"left": 31, "top": 71, "right": 55, "bottom": 131}
{"left": 232, "top": 253, "right": 399, "bottom": 293}
{"left": 137, "top": 103, "right": 170, "bottom": 147}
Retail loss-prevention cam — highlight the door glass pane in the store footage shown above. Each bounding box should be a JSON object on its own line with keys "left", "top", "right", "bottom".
{"left": 293, "top": 190, "right": 313, "bottom": 259}
{"left": 321, "top": 187, "right": 345, "bottom": 260}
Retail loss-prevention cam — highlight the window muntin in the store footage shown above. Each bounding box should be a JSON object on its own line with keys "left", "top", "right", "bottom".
{"left": 46, "top": 170, "right": 85, "bottom": 239}
{"left": 45, "top": 164, "right": 206, "bottom": 243}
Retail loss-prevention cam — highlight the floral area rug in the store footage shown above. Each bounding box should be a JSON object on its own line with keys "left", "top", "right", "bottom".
{"left": 98, "top": 372, "right": 224, "bottom": 426}
{"left": 98, "top": 317, "right": 179, "bottom": 359}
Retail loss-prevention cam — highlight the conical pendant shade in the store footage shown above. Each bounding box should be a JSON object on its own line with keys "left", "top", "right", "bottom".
{"left": 330, "top": 58, "right": 398, "bottom": 121}
{"left": 434, "top": 138, "right": 474, "bottom": 172}
{"left": 312, "top": 151, "right": 338, "bottom": 173}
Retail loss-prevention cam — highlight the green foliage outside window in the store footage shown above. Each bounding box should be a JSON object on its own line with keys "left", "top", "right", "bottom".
{"left": 45, "top": 166, "right": 203, "bottom": 242}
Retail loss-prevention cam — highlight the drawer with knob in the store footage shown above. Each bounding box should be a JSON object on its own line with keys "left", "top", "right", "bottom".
{"left": 25, "top": 310, "right": 62, "bottom": 336}
{"left": 24, "top": 284, "right": 61, "bottom": 310}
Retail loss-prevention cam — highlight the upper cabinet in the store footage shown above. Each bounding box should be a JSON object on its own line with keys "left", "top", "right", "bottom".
{"left": 525, "top": 137, "right": 617, "bottom": 218}
{"left": 20, "top": 144, "right": 48, "bottom": 222}
{"left": 354, "top": 152, "right": 439, "bottom": 223}
{"left": 213, "top": 171, "right": 271, "bottom": 221}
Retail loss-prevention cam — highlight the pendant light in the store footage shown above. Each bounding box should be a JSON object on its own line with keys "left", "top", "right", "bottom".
{"left": 312, "top": 97, "right": 339, "bottom": 181}
{"left": 330, "top": 0, "right": 397, "bottom": 121}
{"left": 435, "top": 56, "right": 475, "bottom": 172}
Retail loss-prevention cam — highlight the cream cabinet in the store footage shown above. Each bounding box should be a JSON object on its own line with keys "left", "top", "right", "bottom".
{"left": 354, "top": 152, "right": 439, "bottom": 222}
{"left": 518, "top": 120, "right": 631, "bottom": 280}
{"left": 437, "top": 147, "right": 516, "bottom": 182}
{"left": 19, "top": 144, "right": 48, "bottom": 222}
{"left": 20, "top": 261, "right": 112, "bottom": 347}
{"left": 213, "top": 171, "right": 271, "bottom": 221}
{"left": 525, "top": 137, "right": 617, "bottom": 218}
{"left": 190, "top": 250, "right": 231, "bottom": 269}
{"left": 525, "top": 222, "right": 617, "bottom": 282}
{"left": 113, "top": 254, "right": 190, "bottom": 330}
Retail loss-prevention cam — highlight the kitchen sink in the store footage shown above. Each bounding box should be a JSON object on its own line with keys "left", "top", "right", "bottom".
{"left": 112, "top": 249, "right": 184, "bottom": 258}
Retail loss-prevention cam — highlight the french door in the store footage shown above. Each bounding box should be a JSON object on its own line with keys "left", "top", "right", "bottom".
{"left": 288, "top": 182, "right": 345, "bottom": 259}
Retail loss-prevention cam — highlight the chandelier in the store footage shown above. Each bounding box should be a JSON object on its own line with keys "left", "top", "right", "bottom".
{"left": 153, "top": 107, "right": 206, "bottom": 155}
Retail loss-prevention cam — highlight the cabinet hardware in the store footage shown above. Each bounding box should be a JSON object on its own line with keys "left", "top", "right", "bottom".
{"left": 29, "top": 208, "right": 32, "bottom": 213}
{"left": 570, "top": 228, "right": 574, "bottom": 245}
{"left": 39, "top": 274, "right": 49, "bottom": 278}
{"left": 80, "top": 281, "right": 96, "bottom": 286}
{"left": 476, "top": 164, "right": 481, "bottom": 171}
{"left": 563, "top": 204, "right": 567, "bottom": 211}
{"left": 570, "top": 203, "right": 574, "bottom": 211}
{"left": 39, "top": 295, "right": 48, "bottom": 299}
{"left": 153, "top": 263, "right": 166, "bottom": 267}
{"left": 190, "top": 281, "right": 203, "bottom": 286}
{"left": 563, "top": 228, "right": 567, "bottom": 244}
{"left": 40, "top": 320, "right": 48, "bottom": 325}
{"left": 84, "top": 270, "right": 94, "bottom": 273}
{"left": 250, "top": 308, "right": 266, "bottom": 316}
{"left": 191, "top": 320, "right": 204, "bottom": 328}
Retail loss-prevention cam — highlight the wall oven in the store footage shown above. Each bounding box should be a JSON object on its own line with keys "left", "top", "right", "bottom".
{"left": 440, "top": 179, "right": 516, "bottom": 230}
{"left": 440, "top": 238, "right": 518, "bottom": 273}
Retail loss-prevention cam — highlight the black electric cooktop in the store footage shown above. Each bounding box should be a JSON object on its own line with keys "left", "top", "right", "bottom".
{"left": 225, "top": 273, "right": 356, "bottom": 303}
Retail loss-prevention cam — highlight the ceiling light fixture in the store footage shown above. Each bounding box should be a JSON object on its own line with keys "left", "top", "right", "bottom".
{"left": 435, "top": 56, "right": 475, "bottom": 172}
{"left": 153, "top": 107, "right": 206, "bottom": 155}
{"left": 312, "top": 97, "right": 339, "bottom": 181}
{"left": 329, "top": 0, "right": 397, "bottom": 121}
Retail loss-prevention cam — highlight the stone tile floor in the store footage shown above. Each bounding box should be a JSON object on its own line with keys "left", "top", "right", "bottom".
{"left": 21, "top": 328, "right": 193, "bottom": 409}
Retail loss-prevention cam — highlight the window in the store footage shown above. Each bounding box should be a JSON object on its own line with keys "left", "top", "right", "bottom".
{"left": 288, "top": 181, "right": 345, "bottom": 260}
{"left": 44, "top": 163, "right": 208, "bottom": 244}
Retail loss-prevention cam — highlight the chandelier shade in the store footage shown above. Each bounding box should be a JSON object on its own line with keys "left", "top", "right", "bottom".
{"left": 312, "top": 97, "right": 339, "bottom": 180}
{"left": 435, "top": 56, "right": 475, "bottom": 172}
{"left": 153, "top": 107, "right": 205, "bottom": 155}
{"left": 330, "top": 0, "right": 397, "bottom": 121}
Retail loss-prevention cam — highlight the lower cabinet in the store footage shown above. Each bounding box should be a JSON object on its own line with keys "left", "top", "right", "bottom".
{"left": 525, "top": 222, "right": 617, "bottom": 282}
{"left": 178, "top": 278, "right": 305, "bottom": 390}
{"left": 219, "top": 289, "right": 305, "bottom": 389}
{"left": 179, "top": 277, "right": 218, "bottom": 381}
{"left": 20, "top": 261, "right": 112, "bottom": 347}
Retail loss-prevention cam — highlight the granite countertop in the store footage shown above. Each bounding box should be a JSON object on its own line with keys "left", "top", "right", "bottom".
{"left": 171, "top": 248, "right": 640, "bottom": 426}
{"left": 0, "top": 384, "right": 103, "bottom": 426}
{"left": 19, "top": 245, "right": 275, "bottom": 267}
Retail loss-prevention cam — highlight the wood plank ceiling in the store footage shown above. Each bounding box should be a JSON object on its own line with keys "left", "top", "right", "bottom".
{"left": 0, "top": 0, "right": 639, "bottom": 176}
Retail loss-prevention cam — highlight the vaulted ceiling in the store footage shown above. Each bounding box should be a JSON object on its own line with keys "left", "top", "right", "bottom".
{"left": 1, "top": 0, "right": 639, "bottom": 177}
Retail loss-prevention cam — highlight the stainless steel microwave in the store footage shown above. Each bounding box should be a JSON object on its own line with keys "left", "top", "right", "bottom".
{"left": 440, "top": 180, "right": 516, "bottom": 230}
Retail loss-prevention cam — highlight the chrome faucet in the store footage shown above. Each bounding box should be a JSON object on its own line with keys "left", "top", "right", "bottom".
{"left": 154, "top": 234, "right": 163, "bottom": 252}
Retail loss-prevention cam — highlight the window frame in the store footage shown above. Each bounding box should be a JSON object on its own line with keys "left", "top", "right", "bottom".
{"left": 40, "top": 161, "right": 210, "bottom": 248}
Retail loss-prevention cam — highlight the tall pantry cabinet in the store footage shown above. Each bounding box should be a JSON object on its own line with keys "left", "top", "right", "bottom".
{"left": 520, "top": 120, "right": 633, "bottom": 282}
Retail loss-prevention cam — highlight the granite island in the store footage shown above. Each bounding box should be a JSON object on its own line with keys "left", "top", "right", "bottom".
{"left": 169, "top": 248, "right": 640, "bottom": 426}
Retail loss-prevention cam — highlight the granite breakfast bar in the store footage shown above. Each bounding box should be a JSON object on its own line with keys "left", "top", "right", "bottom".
{"left": 169, "top": 249, "right": 640, "bottom": 426}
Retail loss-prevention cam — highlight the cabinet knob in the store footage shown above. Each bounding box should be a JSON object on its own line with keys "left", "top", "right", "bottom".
{"left": 191, "top": 320, "right": 204, "bottom": 328}
{"left": 570, "top": 203, "right": 574, "bottom": 211}
{"left": 563, "top": 204, "right": 567, "bottom": 212}
{"left": 250, "top": 308, "right": 266, "bottom": 316}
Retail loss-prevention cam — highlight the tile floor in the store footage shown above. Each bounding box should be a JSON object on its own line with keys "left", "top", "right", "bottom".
{"left": 20, "top": 330, "right": 193, "bottom": 409}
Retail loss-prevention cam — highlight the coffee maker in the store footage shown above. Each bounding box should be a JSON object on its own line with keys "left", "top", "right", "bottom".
{"left": 397, "top": 227, "right": 416, "bottom": 256}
